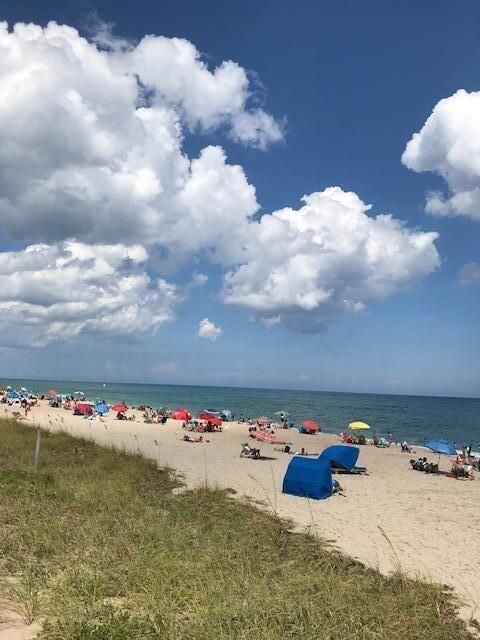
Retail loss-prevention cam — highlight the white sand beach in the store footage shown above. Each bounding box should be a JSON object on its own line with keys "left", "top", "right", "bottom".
{"left": 5, "top": 401, "right": 480, "bottom": 622}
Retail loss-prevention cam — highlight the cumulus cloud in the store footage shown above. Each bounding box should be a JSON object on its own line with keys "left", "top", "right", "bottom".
{"left": 459, "top": 262, "right": 480, "bottom": 287}
{"left": 223, "top": 187, "right": 440, "bottom": 331}
{"left": 402, "top": 89, "right": 480, "bottom": 220}
{"left": 0, "top": 21, "right": 441, "bottom": 345}
{"left": 0, "top": 21, "right": 279, "bottom": 251}
{"left": 198, "top": 318, "right": 223, "bottom": 341}
{"left": 0, "top": 242, "right": 177, "bottom": 346}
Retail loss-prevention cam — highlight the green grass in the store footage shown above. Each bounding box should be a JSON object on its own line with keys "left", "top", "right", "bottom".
{"left": 0, "top": 418, "right": 473, "bottom": 639}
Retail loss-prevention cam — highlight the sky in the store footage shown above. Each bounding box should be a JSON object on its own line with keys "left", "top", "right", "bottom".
{"left": 0, "top": 0, "right": 479, "bottom": 397}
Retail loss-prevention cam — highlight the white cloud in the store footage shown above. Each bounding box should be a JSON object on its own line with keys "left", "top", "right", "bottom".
{"left": 0, "top": 21, "right": 442, "bottom": 344}
{"left": 190, "top": 272, "right": 208, "bottom": 288}
{"left": 0, "top": 21, "right": 279, "bottom": 251}
{"left": 223, "top": 187, "right": 440, "bottom": 331}
{"left": 198, "top": 318, "right": 223, "bottom": 341}
{"left": 0, "top": 242, "right": 178, "bottom": 346}
{"left": 402, "top": 89, "right": 480, "bottom": 220}
{"left": 459, "top": 262, "right": 480, "bottom": 287}
{"left": 230, "top": 109, "right": 284, "bottom": 150}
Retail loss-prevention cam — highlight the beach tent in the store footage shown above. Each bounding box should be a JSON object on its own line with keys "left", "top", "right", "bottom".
{"left": 171, "top": 408, "right": 191, "bottom": 421}
{"left": 319, "top": 445, "right": 359, "bottom": 471}
{"left": 220, "top": 410, "right": 232, "bottom": 420}
{"left": 282, "top": 456, "right": 333, "bottom": 500}
{"left": 7, "top": 391, "right": 20, "bottom": 399}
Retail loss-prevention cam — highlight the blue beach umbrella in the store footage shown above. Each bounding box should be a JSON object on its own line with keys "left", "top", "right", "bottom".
{"left": 425, "top": 438, "right": 457, "bottom": 466}
{"left": 425, "top": 439, "right": 457, "bottom": 456}
{"left": 95, "top": 403, "right": 109, "bottom": 415}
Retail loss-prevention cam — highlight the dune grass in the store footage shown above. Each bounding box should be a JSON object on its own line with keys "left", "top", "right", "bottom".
{"left": 0, "top": 418, "right": 473, "bottom": 639}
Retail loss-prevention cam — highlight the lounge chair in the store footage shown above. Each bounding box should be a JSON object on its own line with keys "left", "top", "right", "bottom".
{"left": 240, "top": 443, "right": 261, "bottom": 459}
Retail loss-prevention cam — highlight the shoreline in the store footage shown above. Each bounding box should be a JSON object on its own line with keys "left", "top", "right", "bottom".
{"left": 4, "top": 400, "right": 480, "bottom": 622}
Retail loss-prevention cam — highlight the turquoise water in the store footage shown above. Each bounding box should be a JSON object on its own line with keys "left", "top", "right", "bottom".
{"left": 2, "top": 377, "right": 479, "bottom": 447}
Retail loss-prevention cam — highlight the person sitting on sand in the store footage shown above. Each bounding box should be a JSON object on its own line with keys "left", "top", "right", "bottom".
{"left": 183, "top": 434, "right": 203, "bottom": 443}
{"left": 401, "top": 440, "right": 411, "bottom": 452}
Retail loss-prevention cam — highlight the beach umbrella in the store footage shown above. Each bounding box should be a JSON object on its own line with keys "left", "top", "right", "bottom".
{"left": 348, "top": 421, "right": 370, "bottom": 431}
{"left": 205, "top": 416, "right": 222, "bottom": 427}
{"left": 95, "top": 403, "right": 109, "bottom": 415}
{"left": 274, "top": 410, "right": 290, "bottom": 417}
{"left": 254, "top": 431, "right": 285, "bottom": 445}
{"left": 112, "top": 403, "right": 128, "bottom": 413}
{"left": 198, "top": 412, "right": 217, "bottom": 420}
{"left": 49, "top": 389, "right": 58, "bottom": 397}
{"left": 301, "top": 419, "right": 321, "bottom": 433}
{"left": 75, "top": 403, "right": 94, "bottom": 415}
{"left": 256, "top": 416, "right": 270, "bottom": 424}
{"left": 171, "top": 408, "right": 191, "bottom": 421}
{"left": 425, "top": 438, "right": 457, "bottom": 465}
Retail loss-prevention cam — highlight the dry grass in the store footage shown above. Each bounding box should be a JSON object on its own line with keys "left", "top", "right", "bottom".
{"left": 0, "top": 418, "right": 473, "bottom": 639}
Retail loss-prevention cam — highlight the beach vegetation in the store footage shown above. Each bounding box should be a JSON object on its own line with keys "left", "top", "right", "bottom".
{"left": 0, "top": 418, "right": 473, "bottom": 639}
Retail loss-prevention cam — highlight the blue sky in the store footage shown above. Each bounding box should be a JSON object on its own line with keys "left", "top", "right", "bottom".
{"left": 0, "top": 1, "right": 479, "bottom": 396}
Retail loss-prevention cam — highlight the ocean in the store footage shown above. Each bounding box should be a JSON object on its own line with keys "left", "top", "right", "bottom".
{"left": 1, "top": 377, "right": 479, "bottom": 447}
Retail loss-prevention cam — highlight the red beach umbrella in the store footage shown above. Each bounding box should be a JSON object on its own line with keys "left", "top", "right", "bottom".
{"left": 112, "top": 403, "right": 128, "bottom": 413}
{"left": 198, "top": 412, "right": 217, "bottom": 420}
{"left": 171, "top": 408, "right": 191, "bottom": 421}
{"left": 75, "top": 403, "right": 94, "bottom": 415}
{"left": 301, "top": 419, "right": 321, "bottom": 433}
{"left": 204, "top": 416, "right": 222, "bottom": 427}
{"left": 49, "top": 389, "right": 58, "bottom": 396}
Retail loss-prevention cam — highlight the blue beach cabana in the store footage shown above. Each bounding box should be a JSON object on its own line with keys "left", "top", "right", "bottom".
{"left": 282, "top": 456, "right": 333, "bottom": 500}
{"left": 319, "top": 445, "right": 359, "bottom": 471}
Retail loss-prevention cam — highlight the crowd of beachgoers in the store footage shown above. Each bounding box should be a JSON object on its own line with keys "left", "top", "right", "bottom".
{"left": 2, "top": 384, "right": 479, "bottom": 481}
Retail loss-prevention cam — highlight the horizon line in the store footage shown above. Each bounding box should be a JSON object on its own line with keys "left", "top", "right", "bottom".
{"left": 0, "top": 375, "right": 478, "bottom": 402}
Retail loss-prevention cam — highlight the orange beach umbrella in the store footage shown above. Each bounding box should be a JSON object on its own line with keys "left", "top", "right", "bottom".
{"left": 301, "top": 419, "right": 321, "bottom": 432}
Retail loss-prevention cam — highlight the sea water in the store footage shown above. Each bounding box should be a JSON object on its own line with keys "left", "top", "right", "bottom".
{"left": 1, "top": 377, "right": 479, "bottom": 447}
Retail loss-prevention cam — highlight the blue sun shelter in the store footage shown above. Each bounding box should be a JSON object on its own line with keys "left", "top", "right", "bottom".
{"left": 282, "top": 456, "right": 333, "bottom": 500}
{"left": 319, "top": 445, "right": 359, "bottom": 471}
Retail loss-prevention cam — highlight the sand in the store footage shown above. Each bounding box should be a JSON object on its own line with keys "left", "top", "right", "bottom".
{"left": 4, "top": 401, "right": 480, "bottom": 624}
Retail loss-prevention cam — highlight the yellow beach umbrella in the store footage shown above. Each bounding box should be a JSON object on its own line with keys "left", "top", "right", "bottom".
{"left": 348, "top": 421, "right": 370, "bottom": 431}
